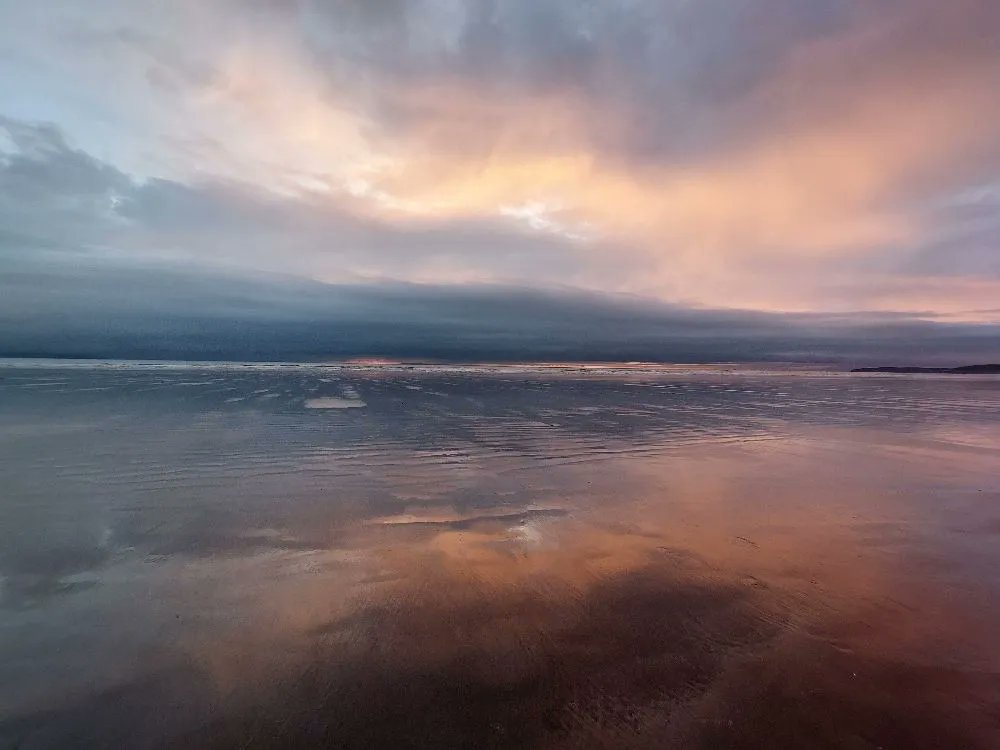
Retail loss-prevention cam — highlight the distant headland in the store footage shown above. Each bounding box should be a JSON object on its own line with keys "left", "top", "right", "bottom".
{"left": 852, "top": 364, "right": 1000, "bottom": 374}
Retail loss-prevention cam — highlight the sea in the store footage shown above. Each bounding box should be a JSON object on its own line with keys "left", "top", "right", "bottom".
{"left": 1, "top": 359, "right": 999, "bottom": 748}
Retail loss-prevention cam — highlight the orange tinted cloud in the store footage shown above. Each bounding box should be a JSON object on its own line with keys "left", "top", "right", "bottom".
{"left": 349, "top": 1, "right": 1000, "bottom": 311}
{"left": 3, "top": 0, "right": 999, "bottom": 317}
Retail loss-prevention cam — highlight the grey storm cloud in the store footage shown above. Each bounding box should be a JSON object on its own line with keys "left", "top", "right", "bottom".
{"left": 282, "top": 0, "right": 1000, "bottom": 176}
{"left": 0, "top": 116, "right": 589, "bottom": 284}
{"left": 0, "top": 115, "right": 132, "bottom": 245}
{"left": 4, "top": 248, "right": 1000, "bottom": 365}
{"left": 283, "top": 0, "right": 843, "bottom": 164}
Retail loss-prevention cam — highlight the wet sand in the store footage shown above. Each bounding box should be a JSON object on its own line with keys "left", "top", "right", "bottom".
{"left": 0, "top": 362, "right": 998, "bottom": 748}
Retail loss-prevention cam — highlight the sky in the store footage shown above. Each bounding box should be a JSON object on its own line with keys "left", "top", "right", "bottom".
{"left": 1, "top": 0, "right": 999, "bottom": 362}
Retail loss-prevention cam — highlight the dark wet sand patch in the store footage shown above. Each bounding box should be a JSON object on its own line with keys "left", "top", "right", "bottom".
{"left": 7, "top": 559, "right": 994, "bottom": 750}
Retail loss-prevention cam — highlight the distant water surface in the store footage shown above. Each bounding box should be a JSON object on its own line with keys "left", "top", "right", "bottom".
{"left": 1, "top": 361, "right": 999, "bottom": 748}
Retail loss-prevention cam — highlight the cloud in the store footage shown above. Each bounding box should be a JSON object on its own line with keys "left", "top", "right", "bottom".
{"left": 339, "top": 0, "right": 1000, "bottom": 308}
{"left": 3, "top": 248, "right": 998, "bottom": 364}
{"left": 0, "top": 115, "right": 132, "bottom": 246}
{"left": 1, "top": 1, "right": 1000, "bottom": 350}
{"left": 0, "top": 116, "right": 594, "bottom": 287}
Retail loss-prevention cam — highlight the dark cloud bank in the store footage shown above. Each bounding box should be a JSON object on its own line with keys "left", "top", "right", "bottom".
{"left": 3, "top": 255, "right": 999, "bottom": 364}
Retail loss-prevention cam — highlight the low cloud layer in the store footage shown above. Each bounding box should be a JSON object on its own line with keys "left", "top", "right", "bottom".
{"left": 3, "top": 251, "right": 998, "bottom": 364}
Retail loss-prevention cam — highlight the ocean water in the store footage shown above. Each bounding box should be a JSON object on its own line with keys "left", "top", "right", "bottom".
{"left": 1, "top": 360, "right": 999, "bottom": 748}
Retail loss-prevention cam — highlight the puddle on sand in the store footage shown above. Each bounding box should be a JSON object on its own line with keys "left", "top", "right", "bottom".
{"left": 304, "top": 396, "right": 366, "bottom": 409}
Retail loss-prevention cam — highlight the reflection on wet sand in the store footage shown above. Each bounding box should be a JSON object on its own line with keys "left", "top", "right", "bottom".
{"left": 168, "top": 441, "right": 997, "bottom": 748}
{"left": 0, "top": 364, "right": 999, "bottom": 748}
